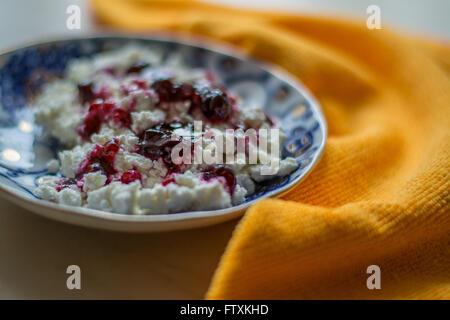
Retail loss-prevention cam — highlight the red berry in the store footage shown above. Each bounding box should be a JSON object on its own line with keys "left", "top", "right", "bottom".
{"left": 77, "top": 81, "right": 94, "bottom": 104}
{"left": 151, "top": 79, "right": 175, "bottom": 103}
{"left": 174, "top": 83, "right": 195, "bottom": 100}
{"left": 200, "top": 89, "right": 231, "bottom": 121}
{"left": 111, "top": 108, "right": 132, "bottom": 128}
{"left": 126, "top": 61, "right": 150, "bottom": 74}
{"left": 120, "top": 170, "right": 142, "bottom": 184}
{"left": 76, "top": 139, "right": 120, "bottom": 181}
{"left": 161, "top": 177, "right": 176, "bottom": 186}
{"left": 202, "top": 165, "right": 236, "bottom": 194}
{"left": 55, "top": 177, "right": 77, "bottom": 192}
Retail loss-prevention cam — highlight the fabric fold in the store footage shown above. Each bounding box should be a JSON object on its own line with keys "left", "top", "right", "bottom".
{"left": 91, "top": 0, "right": 450, "bottom": 299}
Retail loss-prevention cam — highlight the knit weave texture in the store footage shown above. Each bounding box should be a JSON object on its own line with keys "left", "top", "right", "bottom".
{"left": 92, "top": 0, "right": 450, "bottom": 299}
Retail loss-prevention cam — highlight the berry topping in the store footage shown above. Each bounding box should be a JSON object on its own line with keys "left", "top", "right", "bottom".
{"left": 126, "top": 61, "right": 150, "bottom": 74}
{"left": 176, "top": 83, "right": 202, "bottom": 110}
{"left": 202, "top": 165, "right": 236, "bottom": 194}
{"left": 77, "top": 81, "right": 95, "bottom": 104}
{"left": 155, "top": 121, "right": 191, "bottom": 132}
{"left": 76, "top": 101, "right": 131, "bottom": 140}
{"left": 120, "top": 170, "right": 142, "bottom": 184}
{"left": 161, "top": 177, "right": 176, "bottom": 186}
{"left": 137, "top": 122, "right": 192, "bottom": 173}
{"left": 77, "top": 102, "right": 103, "bottom": 140}
{"left": 76, "top": 139, "right": 120, "bottom": 181}
{"left": 133, "top": 79, "right": 148, "bottom": 89}
{"left": 55, "top": 177, "right": 79, "bottom": 192}
{"left": 78, "top": 83, "right": 112, "bottom": 105}
{"left": 150, "top": 79, "right": 231, "bottom": 122}
{"left": 200, "top": 89, "right": 232, "bottom": 121}
{"left": 173, "top": 83, "right": 193, "bottom": 99}
{"left": 94, "top": 86, "right": 112, "bottom": 100}
{"left": 111, "top": 108, "right": 132, "bottom": 128}
{"left": 151, "top": 79, "right": 176, "bottom": 103}
{"left": 151, "top": 79, "right": 201, "bottom": 109}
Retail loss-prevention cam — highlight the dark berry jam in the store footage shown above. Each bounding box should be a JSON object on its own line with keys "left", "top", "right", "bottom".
{"left": 119, "top": 170, "right": 142, "bottom": 184}
{"left": 177, "top": 83, "right": 202, "bottom": 110}
{"left": 120, "top": 80, "right": 148, "bottom": 97}
{"left": 94, "top": 86, "right": 112, "bottom": 100}
{"left": 111, "top": 108, "right": 132, "bottom": 128}
{"left": 98, "top": 67, "right": 119, "bottom": 77}
{"left": 200, "top": 89, "right": 232, "bottom": 121}
{"left": 126, "top": 61, "right": 150, "bottom": 74}
{"left": 202, "top": 165, "right": 236, "bottom": 194}
{"left": 150, "top": 79, "right": 232, "bottom": 122}
{"left": 161, "top": 177, "right": 176, "bottom": 186}
{"left": 76, "top": 139, "right": 120, "bottom": 182}
{"left": 55, "top": 177, "right": 79, "bottom": 192}
{"left": 151, "top": 79, "right": 176, "bottom": 103}
{"left": 77, "top": 81, "right": 95, "bottom": 104}
{"left": 137, "top": 122, "right": 192, "bottom": 173}
{"left": 133, "top": 79, "right": 148, "bottom": 89}
{"left": 77, "top": 82, "right": 112, "bottom": 105}
{"left": 77, "top": 101, "right": 131, "bottom": 140}
{"left": 173, "top": 83, "right": 193, "bottom": 99}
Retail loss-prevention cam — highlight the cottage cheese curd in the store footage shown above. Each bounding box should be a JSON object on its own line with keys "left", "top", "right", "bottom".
{"left": 34, "top": 45, "right": 297, "bottom": 214}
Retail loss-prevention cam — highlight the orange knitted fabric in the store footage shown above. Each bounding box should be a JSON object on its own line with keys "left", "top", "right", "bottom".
{"left": 92, "top": 0, "right": 450, "bottom": 299}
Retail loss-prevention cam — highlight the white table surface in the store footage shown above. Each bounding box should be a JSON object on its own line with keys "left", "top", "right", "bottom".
{"left": 0, "top": 0, "right": 448, "bottom": 299}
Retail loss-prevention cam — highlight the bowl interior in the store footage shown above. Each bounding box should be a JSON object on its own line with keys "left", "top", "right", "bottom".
{"left": 0, "top": 36, "right": 326, "bottom": 221}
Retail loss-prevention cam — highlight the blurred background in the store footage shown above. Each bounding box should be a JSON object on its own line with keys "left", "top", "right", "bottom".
{"left": 0, "top": 0, "right": 449, "bottom": 51}
{"left": 0, "top": 0, "right": 449, "bottom": 300}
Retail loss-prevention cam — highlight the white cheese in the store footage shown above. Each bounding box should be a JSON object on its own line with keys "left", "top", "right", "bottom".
{"left": 33, "top": 44, "right": 298, "bottom": 214}
{"left": 57, "top": 188, "right": 82, "bottom": 207}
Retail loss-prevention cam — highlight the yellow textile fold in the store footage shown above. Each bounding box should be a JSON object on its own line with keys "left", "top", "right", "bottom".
{"left": 91, "top": 0, "right": 450, "bottom": 299}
